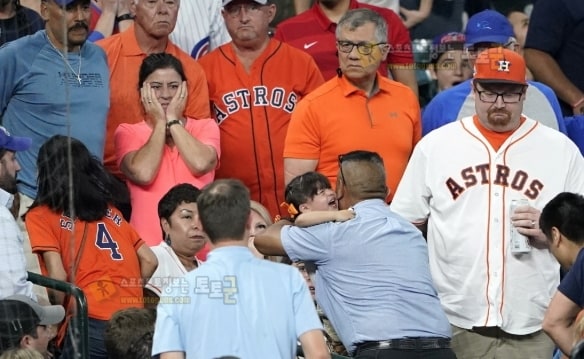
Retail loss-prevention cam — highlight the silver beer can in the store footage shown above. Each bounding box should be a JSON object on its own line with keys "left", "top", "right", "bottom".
{"left": 510, "top": 199, "right": 531, "bottom": 253}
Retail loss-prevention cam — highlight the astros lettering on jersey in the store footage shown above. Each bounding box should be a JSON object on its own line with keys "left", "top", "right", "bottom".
{"left": 445, "top": 162, "right": 543, "bottom": 201}
{"left": 213, "top": 85, "right": 298, "bottom": 124}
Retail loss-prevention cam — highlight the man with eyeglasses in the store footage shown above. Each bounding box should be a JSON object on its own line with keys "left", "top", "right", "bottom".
{"left": 256, "top": 150, "right": 455, "bottom": 359}
{"left": 391, "top": 47, "right": 584, "bottom": 359}
{"left": 422, "top": 9, "right": 566, "bottom": 137}
{"left": 284, "top": 8, "right": 420, "bottom": 205}
{"left": 275, "top": 0, "right": 417, "bottom": 96}
{"left": 198, "top": 0, "right": 324, "bottom": 220}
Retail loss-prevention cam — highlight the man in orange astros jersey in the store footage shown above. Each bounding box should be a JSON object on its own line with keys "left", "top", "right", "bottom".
{"left": 198, "top": 0, "right": 324, "bottom": 219}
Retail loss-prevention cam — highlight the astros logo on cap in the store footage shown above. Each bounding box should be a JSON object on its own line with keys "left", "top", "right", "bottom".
{"left": 497, "top": 60, "right": 511, "bottom": 72}
{"left": 473, "top": 48, "right": 527, "bottom": 85}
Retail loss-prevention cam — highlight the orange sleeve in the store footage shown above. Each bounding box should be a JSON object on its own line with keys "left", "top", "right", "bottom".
{"left": 195, "top": 52, "right": 216, "bottom": 112}
{"left": 25, "top": 207, "right": 60, "bottom": 254}
{"left": 181, "top": 54, "right": 211, "bottom": 119}
{"left": 127, "top": 221, "right": 144, "bottom": 250}
{"left": 284, "top": 97, "right": 322, "bottom": 159}
{"left": 410, "top": 92, "right": 422, "bottom": 147}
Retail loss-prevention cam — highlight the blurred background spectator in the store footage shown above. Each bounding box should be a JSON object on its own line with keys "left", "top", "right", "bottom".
{"left": 400, "top": 0, "right": 464, "bottom": 40}
{"left": 0, "top": 0, "right": 42, "bottom": 46}
{"left": 524, "top": 0, "right": 584, "bottom": 116}
{"left": 87, "top": 0, "right": 133, "bottom": 42}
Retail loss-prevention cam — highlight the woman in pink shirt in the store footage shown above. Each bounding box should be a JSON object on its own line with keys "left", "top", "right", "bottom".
{"left": 115, "top": 53, "right": 220, "bottom": 248}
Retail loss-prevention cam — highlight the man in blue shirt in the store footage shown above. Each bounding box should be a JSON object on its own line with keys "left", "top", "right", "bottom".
{"left": 152, "top": 179, "right": 329, "bottom": 359}
{"left": 0, "top": 0, "right": 109, "bottom": 298}
{"left": 540, "top": 192, "right": 584, "bottom": 357}
{"left": 256, "top": 151, "right": 455, "bottom": 359}
{"left": 422, "top": 9, "right": 566, "bottom": 137}
{"left": 0, "top": 0, "right": 109, "bottom": 201}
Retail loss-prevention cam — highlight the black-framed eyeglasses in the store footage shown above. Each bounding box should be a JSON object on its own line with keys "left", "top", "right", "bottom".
{"left": 475, "top": 89, "right": 523, "bottom": 104}
{"left": 336, "top": 41, "right": 386, "bottom": 55}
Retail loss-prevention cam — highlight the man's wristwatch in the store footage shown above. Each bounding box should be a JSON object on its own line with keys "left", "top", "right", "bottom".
{"left": 116, "top": 13, "right": 134, "bottom": 22}
{"left": 166, "top": 119, "right": 183, "bottom": 129}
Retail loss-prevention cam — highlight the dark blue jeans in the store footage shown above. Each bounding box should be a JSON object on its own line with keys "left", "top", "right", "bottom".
{"left": 59, "top": 318, "right": 108, "bottom": 359}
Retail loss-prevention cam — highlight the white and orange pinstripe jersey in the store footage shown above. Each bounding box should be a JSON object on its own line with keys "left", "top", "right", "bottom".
{"left": 391, "top": 115, "right": 584, "bottom": 334}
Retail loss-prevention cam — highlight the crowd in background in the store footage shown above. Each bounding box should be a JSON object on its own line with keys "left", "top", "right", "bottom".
{"left": 1, "top": 0, "right": 584, "bottom": 358}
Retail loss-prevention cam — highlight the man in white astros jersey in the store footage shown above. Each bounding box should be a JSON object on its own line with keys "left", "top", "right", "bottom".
{"left": 170, "top": 0, "right": 231, "bottom": 59}
{"left": 390, "top": 47, "right": 584, "bottom": 359}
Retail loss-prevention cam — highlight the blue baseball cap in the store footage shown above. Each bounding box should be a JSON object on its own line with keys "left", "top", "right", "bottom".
{"left": 431, "top": 32, "right": 465, "bottom": 63}
{"left": 465, "top": 10, "right": 514, "bottom": 47}
{"left": 0, "top": 126, "right": 31, "bottom": 152}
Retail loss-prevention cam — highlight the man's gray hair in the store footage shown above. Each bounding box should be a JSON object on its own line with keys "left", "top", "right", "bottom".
{"left": 335, "top": 8, "right": 388, "bottom": 43}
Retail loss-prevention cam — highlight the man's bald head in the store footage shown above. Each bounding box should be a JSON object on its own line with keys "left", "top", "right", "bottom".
{"left": 337, "top": 151, "right": 388, "bottom": 204}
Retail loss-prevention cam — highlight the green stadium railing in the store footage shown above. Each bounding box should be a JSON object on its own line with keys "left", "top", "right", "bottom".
{"left": 27, "top": 271, "right": 89, "bottom": 359}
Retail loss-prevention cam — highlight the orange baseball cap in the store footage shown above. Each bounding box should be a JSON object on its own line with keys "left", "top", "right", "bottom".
{"left": 473, "top": 48, "right": 527, "bottom": 85}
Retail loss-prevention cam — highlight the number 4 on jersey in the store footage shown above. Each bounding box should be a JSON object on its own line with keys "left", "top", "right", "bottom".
{"left": 95, "top": 223, "right": 123, "bottom": 260}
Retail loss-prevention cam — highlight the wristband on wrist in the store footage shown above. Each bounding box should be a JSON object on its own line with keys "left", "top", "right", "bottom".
{"left": 166, "top": 119, "right": 183, "bottom": 129}
{"left": 572, "top": 97, "right": 584, "bottom": 109}
{"left": 116, "top": 13, "right": 134, "bottom": 22}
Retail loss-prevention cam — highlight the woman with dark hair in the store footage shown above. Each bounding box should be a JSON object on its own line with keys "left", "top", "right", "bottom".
{"left": 144, "top": 183, "right": 207, "bottom": 308}
{"left": 0, "top": 0, "right": 43, "bottom": 46}
{"left": 114, "top": 52, "right": 220, "bottom": 250}
{"left": 24, "top": 135, "right": 158, "bottom": 359}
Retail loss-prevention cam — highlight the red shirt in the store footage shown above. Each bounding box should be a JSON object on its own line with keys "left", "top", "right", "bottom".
{"left": 275, "top": 0, "right": 414, "bottom": 80}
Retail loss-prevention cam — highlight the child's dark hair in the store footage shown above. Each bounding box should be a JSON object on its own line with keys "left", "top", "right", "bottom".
{"left": 284, "top": 172, "right": 332, "bottom": 216}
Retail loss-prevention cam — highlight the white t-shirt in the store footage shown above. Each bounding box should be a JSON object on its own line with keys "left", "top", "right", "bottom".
{"left": 146, "top": 241, "right": 203, "bottom": 297}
